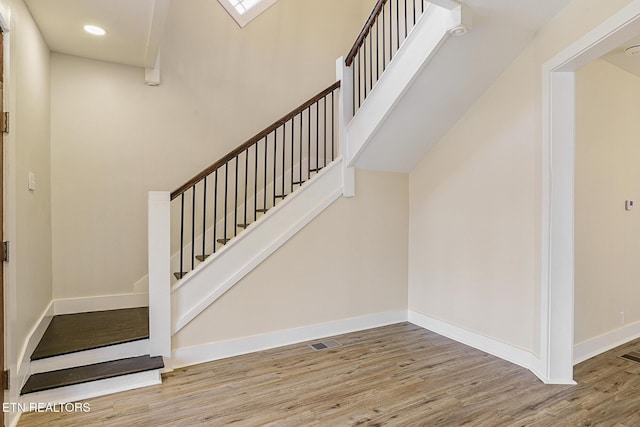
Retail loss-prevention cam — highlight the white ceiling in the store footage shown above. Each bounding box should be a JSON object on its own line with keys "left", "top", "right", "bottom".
{"left": 24, "top": 0, "right": 168, "bottom": 68}
{"left": 602, "top": 34, "right": 640, "bottom": 77}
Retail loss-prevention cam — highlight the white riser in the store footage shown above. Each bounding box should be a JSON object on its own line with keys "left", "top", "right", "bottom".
{"left": 30, "top": 339, "right": 150, "bottom": 374}
{"left": 20, "top": 369, "right": 161, "bottom": 406}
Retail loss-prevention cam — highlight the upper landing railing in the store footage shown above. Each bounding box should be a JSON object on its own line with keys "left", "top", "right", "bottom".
{"left": 345, "top": 0, "right": 429, "bottom": 114}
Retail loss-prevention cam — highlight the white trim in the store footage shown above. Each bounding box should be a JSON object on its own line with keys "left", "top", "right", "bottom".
{"left": 15, "top": 302, "right": 55, "bottom": 399}
{"left": 52, "top": 293, "right": 148, "bottom": 315}
{"left": 172, "top": 310, "right": 407, "bottom": 368}
{"left": 18, "top": 369, "right": 161, "bottom": 406}
{"left": 30, "top": 339, "right": 150, "bottom": 374}
{"left": 407, "top": 311, "right": 564, "bottom": 384}
{"left": 217, "top": 0, "right": 279, "bottom": 28}
{"left": 147, "top": 191, "right": 172, "bottom": 364}
{"left": 541, "top": 0, "right": 640, "bottom": 384}
{"left": 573, "top": 321, "right": 640, "bottom": 365}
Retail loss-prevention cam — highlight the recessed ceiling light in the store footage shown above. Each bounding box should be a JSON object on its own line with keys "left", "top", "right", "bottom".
{"left": 624, "top": 45, "right": 640, "bottom": 56}
{"left": 84, "top": 25, "right": 106, "bottom": 36}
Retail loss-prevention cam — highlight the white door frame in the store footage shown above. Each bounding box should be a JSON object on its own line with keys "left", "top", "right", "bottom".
{"left": 541, "top": 0, "right": 640, "bottom": 384}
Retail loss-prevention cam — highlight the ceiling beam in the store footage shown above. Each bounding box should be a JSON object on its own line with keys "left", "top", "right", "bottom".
{"left": 145, "top": 0, "right": 170, "bottom": 69}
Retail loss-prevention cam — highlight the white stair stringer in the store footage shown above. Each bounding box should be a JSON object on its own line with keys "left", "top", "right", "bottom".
{"left": 346, "top": 3, "right": 471, "bottom": 171}
{"left": 171, "top": 158, "right": 345, "bottom": 333}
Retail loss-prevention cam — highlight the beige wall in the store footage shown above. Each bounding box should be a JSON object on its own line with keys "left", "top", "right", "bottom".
{"left": 574, "top": 59, "right": 640, "bottom": 344}
{"left": 3, "top": 0, "right": 53, "bottom": 361}
{"left": 50, "top": 0, "right": 375, "bottom": 299}
{"left": 174, "top": 169, "right": 408, "bottom": 348}
{"left": 408, "top": 0, "right": 634, "bottom": 355}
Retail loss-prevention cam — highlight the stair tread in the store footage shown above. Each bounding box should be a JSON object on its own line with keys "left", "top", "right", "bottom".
{"left": 255, "top": 208, "right": 269, "bottom": 213}
{"left": 309, "top": 166, "right": 324, "bottom": 172}
{"left": 237, "top": 224, "right": 250, "bottom": 228}
{"left": 195, "top": 254, "right": 210, "bottom": 262}
{"left": 174, "top": 272, "right": 188, "bottom": 280}
{"left": 21, "top": 355, "right": 163, "bottom": 395}
{"left": 31, "top": 307, "right": 149, "bottom": 361}
{"left": 274, "top": 194, "right": 287, "bottom": 199}
{"left": 217, "top": 238, "right": 231, "bottom": 244}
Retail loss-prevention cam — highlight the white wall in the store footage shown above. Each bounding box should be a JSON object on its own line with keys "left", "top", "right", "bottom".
{"left": 173, "top": 169, "right": 408, "bottom": 348}
{"left": 408, "top": 0, "right": 635, "bottom": 357}
{"left": 574, "top": 59, "right": 640, "bottom": 344}
{"left": 50, "top": 0, "right": 376, "bottom": 299}
{"left": 1, "top": 0, "right": 52, "bottom": 413}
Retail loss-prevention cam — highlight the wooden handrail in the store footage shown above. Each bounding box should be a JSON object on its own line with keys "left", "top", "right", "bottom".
{"left": 171, "top": 81, "right": 341, "bottom": 200}
{"left": 345, "top": 0, "right": 388, "bottom": 66}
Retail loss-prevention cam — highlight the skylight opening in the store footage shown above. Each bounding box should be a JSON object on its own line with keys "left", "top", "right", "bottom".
{"left": 229, "top": 0, "right": 262, "bottom": 15}
{"left": 218, "top": 0, "right": 278, "bottom": 27}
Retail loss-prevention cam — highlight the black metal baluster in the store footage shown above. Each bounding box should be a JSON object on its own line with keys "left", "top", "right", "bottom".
{"left": 290, "top": 117, "right": 294, "bottom": 192}
{"left": 281, "top": 123, "right": 285, "bottom": 197}
{"left": 224, "top": 162, "right": 228, "bottom": 244}
{"left": 363, "top": 38, "right": 367, "bottom": 99}
{"left": 404, "top": 0, "right": 408, "bottom": 38}
{"left": 316, "top": 101, "right": 319, "bottom": 172}
{"left": 202, "top": 176, "right": 207, "bottom": 259}
{"left": 273, "top": 129, "right": 277, "bottom": 205}
{"left": 254, "top": 143, "right": 258, "bottom": 221}
{"left": 369, "top": 27, "right": 373, "bottom": 92}
{"left": 413, "top": 0, "right": 416, "bottom": 25}
{"left": 299, "top": 111, "right": 303, "bottom": 184}
{"left": 396, "top": 0, "right": 400, "bottom": 51}
{"left": 382, "top": 2, "right": 386, "bottom": 71}
{"left": 234, "top": 156, "right": 238, "bottom": 237}
{"left": 244, "top": 149, "right": 248, "bottom": 229}
{"left": 323, "top": 97, "right": 327, "bottom": 167}
{"left": 331, "top": 91, "right": 335, "bottom": 160}
{"left": 357, "top": 52, "right": 361, "bottom": 110}
{"left": 213, "top": 169, "right": 218, "bottom": 253}
{"left": 307, "top": 106, "right": 311, "bottom": 179}
{"left": 263, "top": 136, "right": 267, "bottom": 211}
{"left": 352, "top": 58, "right": 356, "bottom": 115}
{"left": 191, "top": 185, "right": 195, "bottom": 270}
{"left": 376, "top": 15, "right": 379, "bottom": 81}
{"left": 180, "top": 193, "right": 184, "bottom": 278}
{"left": 421, "top": 0, "right": 424, "bottom": 13}
{"left": 390, "top": 1, "right": 394, "bottom": 61}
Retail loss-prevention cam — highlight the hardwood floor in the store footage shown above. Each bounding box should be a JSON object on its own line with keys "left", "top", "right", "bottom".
{"left": 18, "top": 323, "right": 640, "bottom": 426}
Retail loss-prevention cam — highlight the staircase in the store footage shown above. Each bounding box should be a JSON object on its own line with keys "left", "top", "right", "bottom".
{"left": 21, "top": 308, "right": 163, "bottom": 402}
{"left": 18, "top": 0, "right": 470, "bottom": 405}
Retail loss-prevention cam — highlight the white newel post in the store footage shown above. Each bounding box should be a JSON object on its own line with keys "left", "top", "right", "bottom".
{"left": 148, "top": 191, "right": 172, "bottom": 369}
{"left": 336, "top": 56, "right": 356, "bottom": 198}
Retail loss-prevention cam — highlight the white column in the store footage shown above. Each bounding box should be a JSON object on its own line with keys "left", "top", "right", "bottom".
{"left": 148, "top": 191, "right": 172, "bottom": 368}
{"left": 336, "top": 56, "right": 356, "bottom": 198}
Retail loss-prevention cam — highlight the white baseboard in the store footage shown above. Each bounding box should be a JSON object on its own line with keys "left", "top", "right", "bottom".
{"left": 53, "top": 293, "right": 148, "bottom": 315}
{"left": 18, "top": 369, "right": 162, "bottom": 407}
{"left": 408, "top": 310, "right": 544, "bottom": 378}
{"left": 15, "top": 302, "right": 55, "bottom": 406}
{"left": 172, "top": 310, "right": 407, "bottom": 368}
{"left": 573, "top": 320, "right": 640, "bottom": 365}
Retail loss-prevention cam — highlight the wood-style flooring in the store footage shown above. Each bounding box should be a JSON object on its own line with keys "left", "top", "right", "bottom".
{"left": 18, "top": 322, "right": 640, "bottom": 426}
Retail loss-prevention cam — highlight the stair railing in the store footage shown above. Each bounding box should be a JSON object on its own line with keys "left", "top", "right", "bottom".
{"left": 169, "top": 82, "right": 340, "bottom": 280}
{"left": 345, "top": 0, "right": 429, "bottom": 114}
